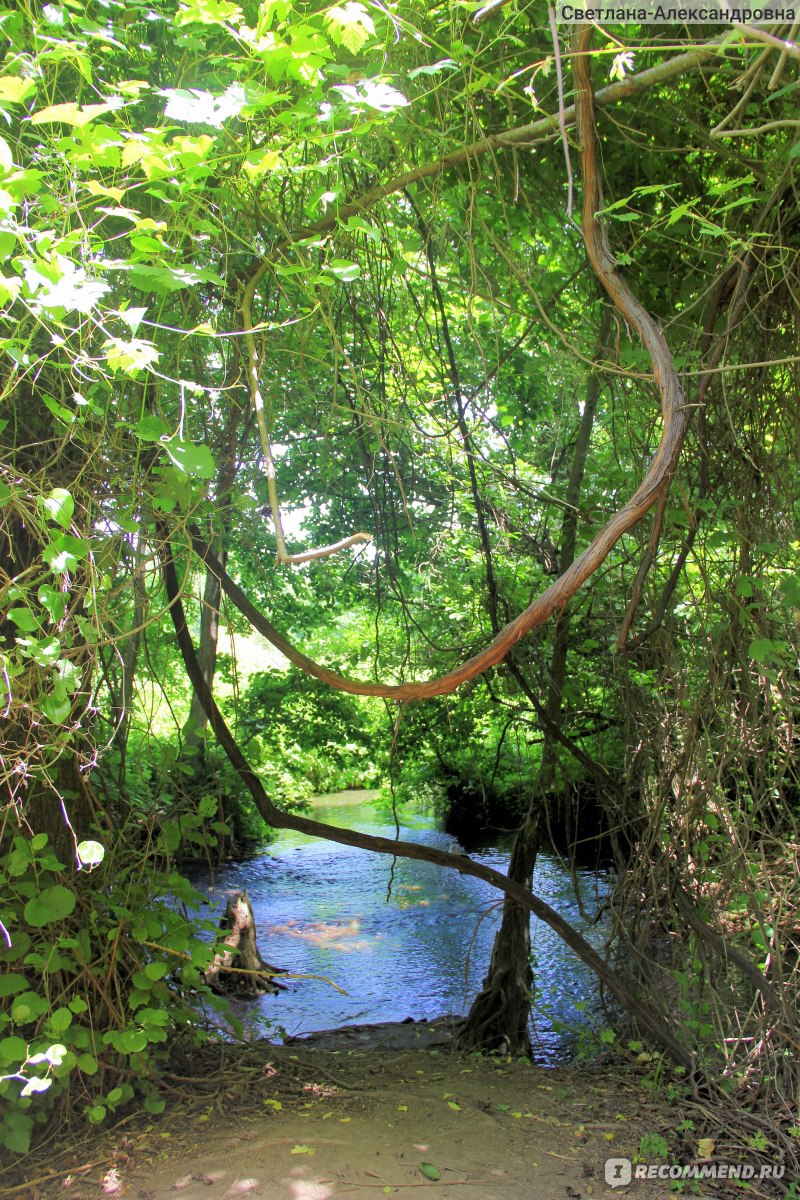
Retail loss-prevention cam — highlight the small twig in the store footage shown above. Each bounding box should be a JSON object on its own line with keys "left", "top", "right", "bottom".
{"left": 616, "top": 488, "right": 669, "bottom": 650}
{"left": 730, "top": 21, "right": 800, "bottom": 58}
{"left": 713, "top": 118, "right": 800, "bottom": 136}
{"left": 323, "top": 1179, "right": 498, "bottom": 1190}
{"left": 0, "top": 1158, "right": 113, "bottom": 1196}
{"left": 769, "top": 19, "right": 800, "bottom": 84}
{"left": 710, "top": 49, "right": 771, "bottom": 135}
{"left": 472, "top": 0, "right": 512, "bottom": 23}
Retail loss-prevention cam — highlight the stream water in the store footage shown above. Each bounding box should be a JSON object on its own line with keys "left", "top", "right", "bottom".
{"left": 198, "top": 791, "right": 610, "bottom": 1062}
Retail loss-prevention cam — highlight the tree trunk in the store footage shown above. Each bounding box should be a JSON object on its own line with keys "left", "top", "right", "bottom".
{"left": 180, "top": 395, "right": 242, "bottom": 771}
{"left": 204, "top": 891, "right": 285, "bottom": 996}
{"left": 181, "top": 544, "right": 223, "bottom": 765}
{"left": 458, "top": 308, "right": 609, "bottom": 1055}
{"left": 456, "top": 816, "right": 540, "bottom": 1054}
{"left": 111, "top": 536, "right": 147, "bottom": 782}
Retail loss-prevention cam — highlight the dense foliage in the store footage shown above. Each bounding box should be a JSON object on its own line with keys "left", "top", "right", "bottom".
{"left": 1, "top": 0, "right": 799, "bottom": 1179}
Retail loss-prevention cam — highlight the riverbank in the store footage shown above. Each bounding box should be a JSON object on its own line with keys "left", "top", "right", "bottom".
{"left": 6, "top": 1030, "right": 713, "bottom": 1200}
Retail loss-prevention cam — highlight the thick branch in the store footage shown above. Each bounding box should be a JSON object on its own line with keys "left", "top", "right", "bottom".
{"left": 159, "top": 528, "right": 694, "bottom": 1071}
{"left": 276, "top": 37, "right": 730, "bottom": 252}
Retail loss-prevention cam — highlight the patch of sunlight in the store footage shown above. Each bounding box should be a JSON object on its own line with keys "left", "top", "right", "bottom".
{"left": 288, "top": 1180, "right": 333, "bottom": 1199}
{"left": 222, "top": 628, "right": 288, "bottom": 677}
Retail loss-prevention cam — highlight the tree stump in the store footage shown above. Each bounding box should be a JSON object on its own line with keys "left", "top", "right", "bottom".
{"left": 204, "top": 891, "right": 286, "bottom": 997}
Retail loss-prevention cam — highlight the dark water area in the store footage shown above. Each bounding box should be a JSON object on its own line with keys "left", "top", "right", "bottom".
{"left": 195, "top": 791, "right": 610, "bottom": 1063}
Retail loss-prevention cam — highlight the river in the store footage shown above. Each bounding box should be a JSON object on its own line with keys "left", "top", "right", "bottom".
{"left": 198, "top": 790, "right": 610, "bottom": 1062}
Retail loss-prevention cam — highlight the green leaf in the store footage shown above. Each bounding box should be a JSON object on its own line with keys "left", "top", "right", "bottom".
{"left": 87, "top": 1104, "right": 107, "bottom": 1124}
{"left": 165, "top": 439, "right": 216, "bottom": 479}
{"left": 0, "top": 1110, "right": 33, "bottom": 1153}
{"left": 176, "top": 0, "right": 243, "bottom": 25}
{"left": 408, "top": 59, "right": 458, "bottom": 80}
{"left": 748, "top": 638, "right": 784, "bottom": 666}
{"left": 41, "top": 681, "right": 72, "bottom": 724}
{"left": 38, "top": 585, "right": 67, "bottom": 623}
{"left": 136, "top": 414, "right": 171, "bottom": 441}
{"left": 419, "top": 1162, "right": 441, "bottom": 1181}
{"left": 31, "top": 101, "right": 117, "bottom": 128}
{"left": 42, "top": 394, "right": 76, "bottom": 425}
{"left": 42, "top": 534, "right": 90, "bottom": 573}
{"left": 0, "top": 134, "right": 13, "bottom": 173}
{"left": 144, "top": 960, "right": 169, "bottom": 981}
{"left": 0, "top": 974, "right": 28, "bottom": 999}
{"left": 85, "top": 179, "right": 126, "bottom": 202}
{"left": 8, "top": 607, "right": 39, "bottom": 632}
{"left": 290, "top": 1144, "right": 316, "bottom": 1155}
{"left": 0, "top": 1035, "right": 28, "bottom": 1065}
{"left": 324, "top": 260, "right": 361, "bottom": 282}
{"left": 48, "top": 1008, "right": 73, "bottom": 1034}
{"left": 27, "top": 636, "right": 62, "bottom": 667}
{"left": 118, "top": 306, "right": 148, "bottom": 336}
{"left": 104, "top": 337, "right": 160, "bottom": 375}
{"left": 325, "top": 3, "right": 375, "bottom": 54}
{"left": 243, "top": 150, "right": 282, "bottom": 178}
{"left": 41, "top": 487, "right": 75, "bottom": 530}
{"left": 0, "top": 76, "right": 38, "bottom": 105}
{"left": 78, "top": 1053, "right": 98, "bottom": 1074}
{"left": 11, "top": 992, "right": 50, "bottom": 1024}
{"left": 23, "top": 884, "right": 76, "bottom": 928}
{"left": 119, "top": 1027, "right": 149, "bottom": 1052}
{"left": 77, "top": 840, "right": 105, "bottom": 867}
{"left": 127, "top": 263, "right": 223, "bottom": 295}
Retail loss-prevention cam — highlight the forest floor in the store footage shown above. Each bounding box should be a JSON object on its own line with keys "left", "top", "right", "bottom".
{"left": 9, "top": 1020, "right": 712, "bottom": 1200}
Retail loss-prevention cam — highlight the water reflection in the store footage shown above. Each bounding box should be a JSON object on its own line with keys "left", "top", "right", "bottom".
{"left": 197, "top": 791, "right": 609, "bottom": 1062}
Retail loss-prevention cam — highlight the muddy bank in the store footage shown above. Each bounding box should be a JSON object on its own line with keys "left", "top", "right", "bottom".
{"left": 11, "top": 1023, "right": 712, "bottom": 1200}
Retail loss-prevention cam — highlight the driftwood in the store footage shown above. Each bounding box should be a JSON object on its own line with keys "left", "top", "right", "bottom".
{"left": 204, "top": 891, "right": 286, "bottom": 997}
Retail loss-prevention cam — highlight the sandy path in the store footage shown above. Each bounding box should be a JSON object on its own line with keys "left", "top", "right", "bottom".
{"left": 18, "top": 1037, "right": 697, "bottom": 1200}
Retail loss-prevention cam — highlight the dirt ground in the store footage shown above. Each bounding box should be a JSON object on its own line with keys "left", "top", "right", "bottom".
{"left": 6, "top": 1022, "right": 709, "bottom": 1200}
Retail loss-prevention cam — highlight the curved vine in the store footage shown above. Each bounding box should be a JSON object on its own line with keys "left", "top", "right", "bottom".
{"left": 186, "top": 24, "right": 688, "bottom": 701}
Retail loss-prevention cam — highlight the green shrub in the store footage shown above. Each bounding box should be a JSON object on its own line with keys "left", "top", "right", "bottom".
{"left": 0, "top": 826, "right": 233, "bottom": 1154}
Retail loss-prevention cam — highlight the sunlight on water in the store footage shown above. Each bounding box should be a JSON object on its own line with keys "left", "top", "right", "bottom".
{"left": 196, "top": 791, "right": 610, "bottom": 1062}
